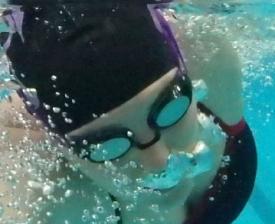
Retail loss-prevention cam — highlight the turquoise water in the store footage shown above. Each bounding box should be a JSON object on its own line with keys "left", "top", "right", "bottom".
{"left": 172, "top": 3, "right": 275, "bottom": 222}
{"left": 223, "top": 3, "right": 275, "bottom": 223}
{"left": 235, "top": 53, "right": 275, "bottom": 224}
{"left": 1, "top": 2, "right": 275, "bottom": 223}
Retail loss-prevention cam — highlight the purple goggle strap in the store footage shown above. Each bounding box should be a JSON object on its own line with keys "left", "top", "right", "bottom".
{"left": 148, "top": 4, "right": 187, "bottom": 74}
{"left": 1, "top": 5, "right": 25, "bottom": 51}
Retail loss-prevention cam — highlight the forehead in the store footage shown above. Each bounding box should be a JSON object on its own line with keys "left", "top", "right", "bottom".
{"left": 67, "top": 68, "right": 178, "bottom": 136}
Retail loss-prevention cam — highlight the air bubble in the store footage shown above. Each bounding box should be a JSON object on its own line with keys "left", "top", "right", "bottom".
{"left": 150, "top": 204, "right": 160, "bottom": 213}
{"left": 127, "top": 131, "right": 133, "bottom": 137}
{"left": 95, "top": 206, "right": 104, "bottom": 214}
{"left": 42, "top": 184, "right": 54, "bottom": 196}
{"left": 222, "top": 175, "right": 228, "bottom": 181}
{"left": 91, "top": 213, "right": 99, "bottom": 220}
{"left": 43, "top": 103, "right": 51, "bottom": 110}
{"left": 111, "top": 201, "right": 120, "bottom": 209}
{"left": 223, "top": 155, "right": 231, "bottom": 162}
{"left": 129, "top": 160, "right": 138, "bottom": 169}
{"left": 64, "top": 189, "right": 73, "bottom": 198}
{"left": 64, "top": 118, "right": 73, "bottom": 124}
{"left": 53, "top": 107, "right": 61, "bottom": 113}
{"left": 92, "top": 113, "right": 98, "bottom": 118}
{"left": 82, "top": 139, "right": 88, "bottom": 145}
{"left": 46, "top": 211, "right": 53, "bottom": 217}
{"left": 113, "top": 178, "right": 122, "bottom": 188}
{"left": 51, "top": 75, "right": 57, "bottom": 81}
{"left": 126, "top": 203, "right": 135, "bottom": 211}
{"left": 106, "top": 215, "right": 121, "bottom": 223}
{"left": 62, "top": 112, "right": 68, "bottom": 118}
{"left": 209, "top": 197, "right": 215, "bottom": 201}
{"left": 26, "top": 101, "right": 32, "bottom": 106}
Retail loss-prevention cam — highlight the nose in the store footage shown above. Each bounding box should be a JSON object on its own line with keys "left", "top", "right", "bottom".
{"left": 138, "top": 138, "right": 171, "bottom": 173}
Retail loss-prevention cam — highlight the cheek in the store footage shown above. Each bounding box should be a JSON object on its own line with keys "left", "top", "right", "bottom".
{"left": 163, "top": 102, "right": 199, "bottom": 151}
{"left": 114, "top": 148, "right": 143, "bottom": 176}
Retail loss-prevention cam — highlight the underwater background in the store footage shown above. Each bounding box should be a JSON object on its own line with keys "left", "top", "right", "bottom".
{"left": 0, "top": 1, "right": 275, "bottom": 223}
{"left": 173, "top": 2, "right": 275, "bottom": 223}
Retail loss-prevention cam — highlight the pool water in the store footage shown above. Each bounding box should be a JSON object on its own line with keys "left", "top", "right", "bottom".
{"left": 230, "top": 5, "right": 275, "bottom": 223}
{"left": 171, "top": 3, "right": 275, "bottom": 223}
{"left": 1, "top": 2, "right": 275, "bottom": 223}
{"left": 235, "top": 51, "right": 275, "bottom": 223}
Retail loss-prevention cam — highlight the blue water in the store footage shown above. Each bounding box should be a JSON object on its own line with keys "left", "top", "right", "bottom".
{"left": 234, "top": 4, "right": 275, "bottom": 223}
{"left": 171, "top": 3, "right": 275, "bottom": 222}
{"left": 234, "top": 53, "right": 275, "bottom": 224}
{"left": 1, "top": 2, "right": 275, "bottom": 223}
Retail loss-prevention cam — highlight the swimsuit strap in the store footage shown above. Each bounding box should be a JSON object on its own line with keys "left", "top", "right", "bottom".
{"left": 1, "top": 6, "right": 25, "bottom": 50}
{"left": 197, "top": 102, "right": 246, "bottom": 136}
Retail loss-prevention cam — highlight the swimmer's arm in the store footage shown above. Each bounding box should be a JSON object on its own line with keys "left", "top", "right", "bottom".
{"left": 173, "top": 20, "right": 244, "bottom": 125}
{"left": 190, "top": 35, "right": 244, "bottom": 125}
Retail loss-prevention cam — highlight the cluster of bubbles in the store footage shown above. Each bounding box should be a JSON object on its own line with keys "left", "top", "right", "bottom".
{"left": 0, "top": 2, "right": 274, "bottom": 224}
{"left": 0, "top": 105, "right": 131, "bottom": 223}
{"left": 0, "top": 76, "right": 166, "bottom": 223}
{"left": 171, "top": 2, "right": 274, "bottom": 127}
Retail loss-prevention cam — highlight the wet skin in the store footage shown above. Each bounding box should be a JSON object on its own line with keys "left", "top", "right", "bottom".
{"left": 58, "top": 67, "right": 226, "bottom": 222}
{"left": 0, "top": 66, "right": 226, "bottom": 223}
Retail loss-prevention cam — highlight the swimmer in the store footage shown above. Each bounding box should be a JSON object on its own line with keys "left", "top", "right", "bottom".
{"left": 0, "top": 1, "right": 257, "bottom": 223}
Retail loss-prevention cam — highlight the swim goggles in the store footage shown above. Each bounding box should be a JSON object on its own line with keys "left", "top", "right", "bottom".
{"left": 67, "top": 70, "right": 192, "bottom": 162}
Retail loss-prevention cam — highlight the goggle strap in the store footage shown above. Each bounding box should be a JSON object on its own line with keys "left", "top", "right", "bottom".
{"left": 1, "top": 6, "right": 25, "bottom": 50}
{"left": 148, "top": 5, "right": 187, "bottom": 74}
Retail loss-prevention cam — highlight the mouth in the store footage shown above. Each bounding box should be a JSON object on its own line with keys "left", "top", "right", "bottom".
{"left": 140, "top": 141, "right": 214, "bottom": 191}
{"left": 141, "top": 153, "right": 194, "bottom": 191}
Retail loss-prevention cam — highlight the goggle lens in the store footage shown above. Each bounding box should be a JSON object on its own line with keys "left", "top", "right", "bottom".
{"left": 155, "top": 96, "right": 190, "bottom": 128}
{"left": 88, "top": 137, "right": 131, "bottom": 162}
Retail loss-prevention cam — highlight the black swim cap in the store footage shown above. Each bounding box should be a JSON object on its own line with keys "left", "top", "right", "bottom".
{"left": 4, "top": 4, "right": 179, "bottom": 135}
{"left": 7, "top": 0, "right": 173, "bottom": 5}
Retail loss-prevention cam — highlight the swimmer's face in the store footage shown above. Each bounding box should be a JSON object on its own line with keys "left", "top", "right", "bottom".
{"left": 61, "top": 68, "right": 200, "bottom": 204}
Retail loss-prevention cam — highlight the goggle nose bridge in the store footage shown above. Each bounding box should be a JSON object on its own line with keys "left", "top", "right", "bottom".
{"left": 134, "top": 129, "right": 161, "bottom": 150}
